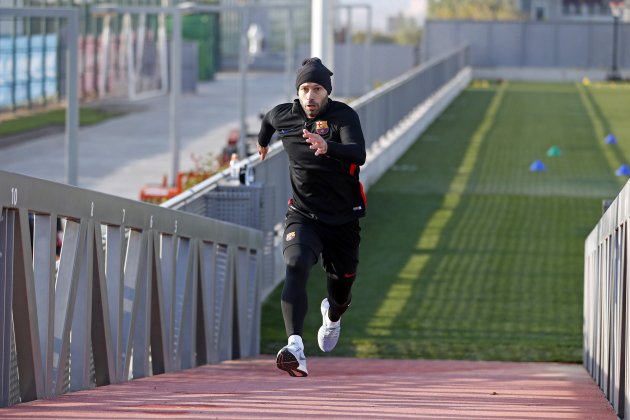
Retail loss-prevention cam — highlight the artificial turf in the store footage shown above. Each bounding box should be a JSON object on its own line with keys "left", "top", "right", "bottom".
{"left": 260, "top": 80, "right": 630, "bottom": 362}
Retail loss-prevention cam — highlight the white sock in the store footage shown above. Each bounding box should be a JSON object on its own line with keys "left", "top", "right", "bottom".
{"left": 288, "top": 334, "right": 303, "bottom": 347}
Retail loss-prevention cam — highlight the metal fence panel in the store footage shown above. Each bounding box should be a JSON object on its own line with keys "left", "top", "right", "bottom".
{"left": 131, "top": 230, "right": 152, "bottom": 379}
{"left": 70, "top": 219, "right": 94, "bottom": 392}
{"left": 105, "top": 225, "right": 125, "bottom": 381}
{"left": 423, "top": 20, "right": 629, "bottom": 71}
{"left": 557, "top": 23, "right": 590, "bottom": 67}
{"left": 459, "top": 22, "right": 491, "bottom": 66}
{"left": 52, "top": 218, "right": 83, "bottom": 395}
{"left": 622, "top": 24, "right": 630, "bottom": 68}
{"left": 90, "top": 223, "right": 116, "bottom": 387}
{"left": 0, "top": 170, "right": 263, "bottom": 407}
{"left": 584, "top": 177, "right": 630, "bottom": 419}
{"left": 32, "top": 213, "right": 56, "bottom": 396}
{"left": 173, "top": 236, "right": 193, "bottom": 370}
{"left": 0, "top": 208, "right": 15, "bottom": 407}
{"left": 525, "top": 24, "right": 557, "bottom": 66}
{"left": 491, "top": 22, "right": 523, "bottom": 67}
{"left": 590, "top": 23, "right": 614, "bottom": 68}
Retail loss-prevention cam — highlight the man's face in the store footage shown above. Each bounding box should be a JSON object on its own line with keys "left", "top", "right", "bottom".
{"left": 298, "top": 82, "right": 328, "bottom": 118}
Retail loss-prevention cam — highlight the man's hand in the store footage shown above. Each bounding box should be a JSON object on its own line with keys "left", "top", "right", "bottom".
{"left": 303, "top": 129, "right": 328, "bottom": 156}
{"left": 257, "top": 143, "right": 269, "bottom": 160}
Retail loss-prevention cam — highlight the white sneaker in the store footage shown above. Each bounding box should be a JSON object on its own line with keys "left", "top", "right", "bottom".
{"left": 276, "top": 336, "right": 308, "bottom": 377}
{"left": 317, "top": 298, "right": 341, "bottom": 352}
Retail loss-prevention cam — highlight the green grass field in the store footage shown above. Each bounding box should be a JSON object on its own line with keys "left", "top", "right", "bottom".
{"left": 260, "top": 81, "right": 630, "bottom": 363}
{"left": 0, "top": 107, "right": 122, "bottom": 137}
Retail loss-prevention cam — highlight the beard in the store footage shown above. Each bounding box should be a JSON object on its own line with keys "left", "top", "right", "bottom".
{"left": 300, "top": 98, "right": 326, "bottom": 118}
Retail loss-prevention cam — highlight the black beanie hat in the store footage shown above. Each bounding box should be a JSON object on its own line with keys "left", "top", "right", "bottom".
{"left": 295, "top": 57, "right": 333, "bottom": 94}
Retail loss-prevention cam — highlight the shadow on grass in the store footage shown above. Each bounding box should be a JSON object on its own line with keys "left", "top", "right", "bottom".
{"left": 581, "top": 85, "right": 627, "bottom": 168}
{"left": 351, "top": 194, "right": 598, "bottom": 362}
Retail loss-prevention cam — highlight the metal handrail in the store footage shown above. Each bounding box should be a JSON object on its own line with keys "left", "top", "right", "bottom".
{"left": 163, "top": 45, "right": 471, "bottom": 210}
{"left": 0, "top": 170, "right": 263, "bottom": 406}
{"left": 162, "top": 45, "right": 472, "bottom": 299}
{"left": 0, "top": 42, "right": 470, "bottom": 409}
{"left": 584, "top": 180, "right": 630, "bottom": 417}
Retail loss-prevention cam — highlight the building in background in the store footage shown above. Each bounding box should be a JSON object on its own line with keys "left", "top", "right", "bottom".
{"left": 519, "top": 0, "right": 630, "bottom": 21}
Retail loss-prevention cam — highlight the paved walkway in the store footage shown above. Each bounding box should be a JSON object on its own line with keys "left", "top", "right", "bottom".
{"left": 0, "top": 71, "right": 288, "bottom": 200}
{"left": 0, "top": 358, "right": 616, "bottom": 419}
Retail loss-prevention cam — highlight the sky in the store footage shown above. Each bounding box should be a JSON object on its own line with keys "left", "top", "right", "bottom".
{"left": 337, "top": 0, "right": 428, "bottom": 32}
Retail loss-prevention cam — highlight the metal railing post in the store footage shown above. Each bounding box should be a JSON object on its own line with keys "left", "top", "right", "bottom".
{"left": 65, "top": 10, "right": 79, "bottom": 186}
{"left": 169, "top": 8, "right": 182, "bottom": 187}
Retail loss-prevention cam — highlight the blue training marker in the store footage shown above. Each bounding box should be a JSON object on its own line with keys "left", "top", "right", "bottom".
{"left": 606, "top": 134, "right": 617, "bottom": 145}
{"left": 529, "top": 160, "right": 545, "bottom": 172}
{"left": 616, "top": 164, "right": 630, "bottom": 176}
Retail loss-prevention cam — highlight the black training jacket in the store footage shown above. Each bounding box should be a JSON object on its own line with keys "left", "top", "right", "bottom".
{"left": 258, "top": 98, "right": 367, "bottom": 225}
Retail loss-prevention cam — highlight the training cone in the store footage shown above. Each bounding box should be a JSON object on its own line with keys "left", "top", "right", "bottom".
{"left": 529, "top": 160, "right": 545, "bottom": 172}
{"left": 547, "top": 146, "right": 562, "bottom": 157}
{"left": 616, "top": 164, "right": 630, "bottom": 176}
{"left": 606, "top": 134, "right": 617, "bottom": 144}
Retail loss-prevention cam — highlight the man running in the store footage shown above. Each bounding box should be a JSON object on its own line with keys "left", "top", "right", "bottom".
{"left": 257, "top": 57, "right": 367, "bottom": 377}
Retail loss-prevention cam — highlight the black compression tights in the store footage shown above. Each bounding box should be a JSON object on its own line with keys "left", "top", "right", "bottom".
{"left": 326, "top": 273, "right": 354, "bottom": 322}
{"left": 281, "top": 244, "right": 355, "bottom": 336}
{"left": 281, "top": 244, "right": 317, "bottom": 337}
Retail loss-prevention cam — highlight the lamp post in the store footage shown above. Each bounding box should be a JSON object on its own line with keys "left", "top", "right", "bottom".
{"left": 237, "top": 2, "right": 249, "bottom": 160}
{"left": 608, "top": 0, "right": 624, "bottom": 81}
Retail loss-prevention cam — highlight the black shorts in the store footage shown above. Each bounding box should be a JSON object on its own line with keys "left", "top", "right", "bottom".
{"left": 282, "top": 209, "right": 361, "bottom": 278}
